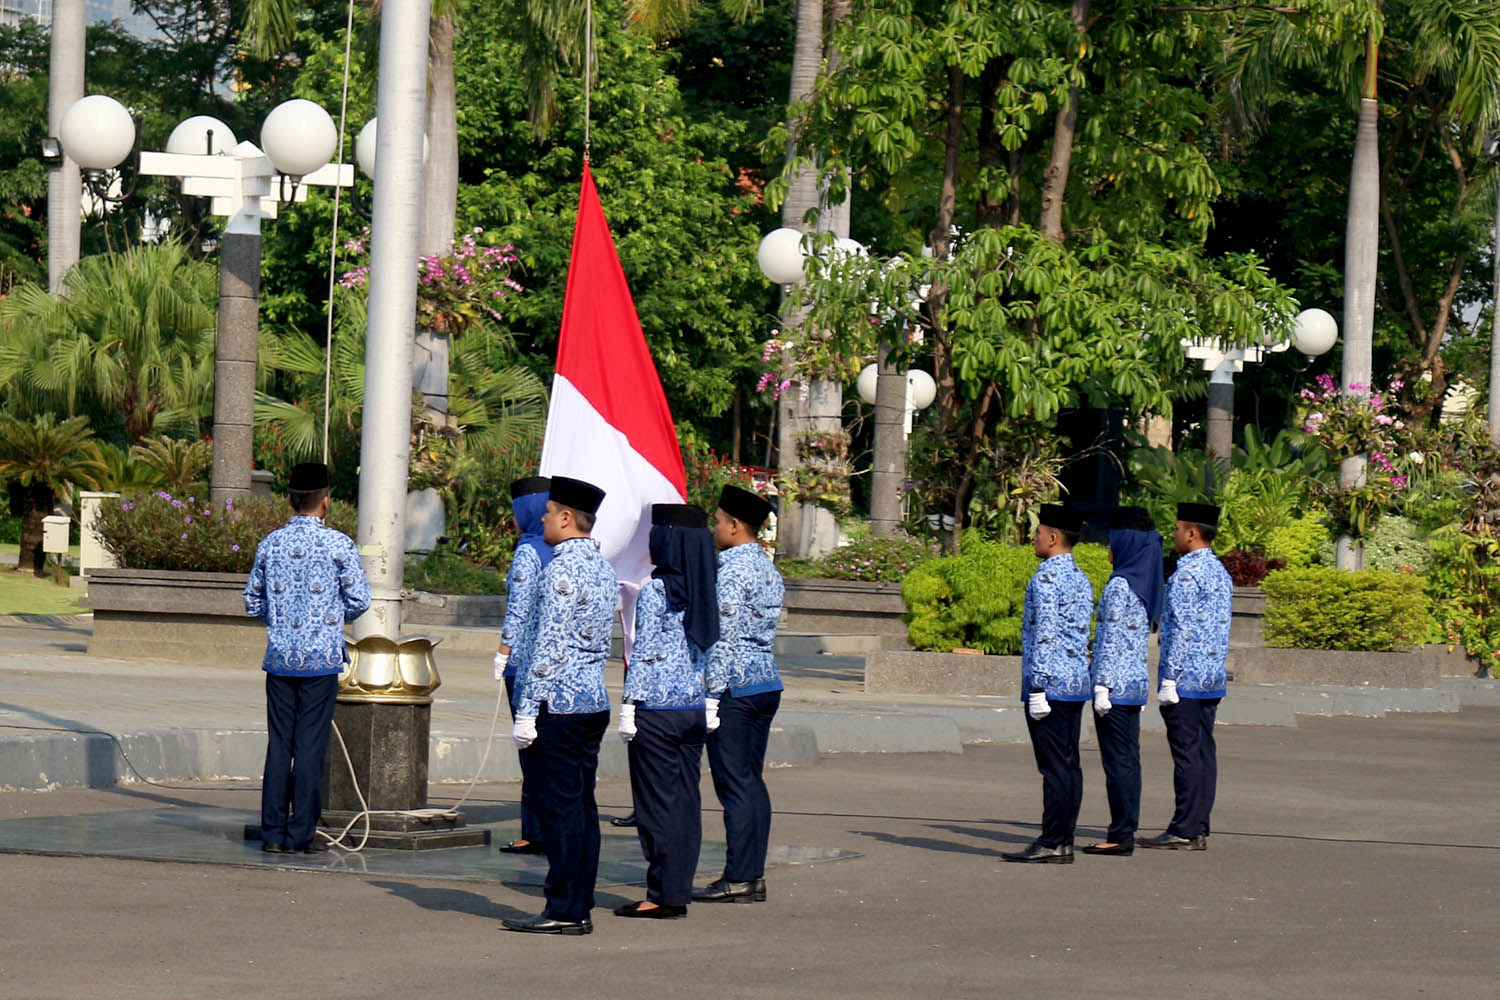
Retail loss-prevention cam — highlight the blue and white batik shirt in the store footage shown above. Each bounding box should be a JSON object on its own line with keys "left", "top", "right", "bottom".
{"left": 243, "top": 515, "right": 370, "bottom": 676}
{"left": 704, "top": 542, "right": 783, "bottom": 698}
{"left": 1158, "top": 547, "right": 1232, "bottom": 699}
{"left": 514, "top": 536, "right": 617, "bottom": 717}
{"left": 1020, "top": 552, "right": 1094, "bottom": 702}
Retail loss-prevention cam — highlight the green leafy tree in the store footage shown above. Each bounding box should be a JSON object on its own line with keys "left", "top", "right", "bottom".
{"left": 0, "top": 413, "right": 107, "bottom": 575}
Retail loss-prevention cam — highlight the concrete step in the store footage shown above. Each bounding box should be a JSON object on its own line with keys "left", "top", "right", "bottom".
{"left": 1442, "top": 676, "right": 1500, "bottom": 707}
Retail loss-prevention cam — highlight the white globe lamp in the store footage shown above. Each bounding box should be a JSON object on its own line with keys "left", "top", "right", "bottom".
{"left": 757, "top": 227, "right": 807, "bottom": 284}
{"left": 856, "top": 363, "right": 879, "bottom": 405}
{"left": 354, "top": 118, "right": 430, "bottom": 179}
{"left": 261, "top": 99, "right": 338, "bottom": 179}
{"left": 1292, "top": 308, "right": 1338, "bottom": 357}
{"left": 165, "top": 116, "right": 237, "bottom": 157}
{"left": 59, "top": 95, "right": 136, "bottom": 170}
{"left": 907, "top": 369, "right": 937, "bottom": 410}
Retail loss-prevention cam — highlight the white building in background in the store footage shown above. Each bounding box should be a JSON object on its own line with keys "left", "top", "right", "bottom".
{"left": 1, "top": 0, "right": 157, "bottom": 37}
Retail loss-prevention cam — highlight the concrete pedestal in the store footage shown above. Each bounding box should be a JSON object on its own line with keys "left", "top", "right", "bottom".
{"left": 319, "top": 700, "right": 488, "bottom": 850}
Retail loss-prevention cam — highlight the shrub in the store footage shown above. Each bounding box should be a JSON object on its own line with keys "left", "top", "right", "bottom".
{"left": 0, "top": 514, "right": 20, "bottom": 544}
{"left": 1262, "top": 567, "right": 1429, "bottom": 652}
{"left": 810, "top": 536, "right": 937, "bottom": 583}
{"left": 404, "top": 549, "right": 504, "bottom": 595}
{"left": 1362, "top": 515, "right": 1432, "bottom": 574}
{"left": 1425, "top": 526, "right": 1500, "bottom": 677}
{"left": 1219, "top": 549, "right": 1286, "bottom": 587}
{"left": 902, "top": 541, "right": 1109, "bottom": 654}
{"left": 96, "top": 491, "right": 357, "bottom": 574}
{"left": 1266, "top": 514, "right": 1327, "bottom": 569}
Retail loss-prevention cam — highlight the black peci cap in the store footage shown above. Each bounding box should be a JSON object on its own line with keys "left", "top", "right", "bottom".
{"left": 289, "top": 462, "right": 330, "bottom": 492}
{"left": 717, "top": 484, "right": 773, "bottom": 529}
{"left": 510, "top": 476, "right": 550, "bottom": 498}
{"left": 652, "top": 503, "right": 708, "bottom": 528}
{"left": 549, "top": 476, "right": 605, "bottom": 515}
{"left": 1038, "top": 504, "right": 1083, "bottom": 533}
{"left": 1177, "top": 501, "right": 1221, "bottom": 528}
{"left": 1110, "top": 505, "right": 1157, "bottom": 532}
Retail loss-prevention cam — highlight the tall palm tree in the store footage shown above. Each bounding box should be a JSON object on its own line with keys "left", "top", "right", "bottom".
{"left": 0, "top": 413, "right": 107, "bottom": 576}
{"left": 0, "top": 242, "right": 217, "bottom": 442}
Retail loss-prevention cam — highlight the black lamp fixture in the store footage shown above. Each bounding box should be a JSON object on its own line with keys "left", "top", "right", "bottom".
{"left": 38, "top": 136, "right": 63, "bottom": 166}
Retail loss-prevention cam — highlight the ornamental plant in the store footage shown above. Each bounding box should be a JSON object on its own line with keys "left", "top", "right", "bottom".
{"left": 96, "top": 492, "right": 357, "bottom": 574}
{"left": 1297, "top": 374, "right": 1412, "bottom": 538}
{"left": 1262, "top": 567, "right": 1430, "bottom": 653}
{"left": 781, "top": 536, "right": 937, "bottom": 584}
{"left": 340, "top": 228, "right": 523, "bottom": 337}
{"left": 902, "top": 541, "right": 1111, "bottom": 654}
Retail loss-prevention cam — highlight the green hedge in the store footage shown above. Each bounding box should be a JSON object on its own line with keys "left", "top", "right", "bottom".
{"left": 779, "top": 536, "right": 937, "bottom": 583}
{"left": 1262, "top": 567, "right": 1429, "bottom": 652}
{"left": 902, "top": 541, "right": 1110, "bottom": 654}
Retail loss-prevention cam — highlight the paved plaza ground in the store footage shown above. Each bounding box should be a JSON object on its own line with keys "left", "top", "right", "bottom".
{"left": 1, "top": 706, "right": 1495, "bottom": 998}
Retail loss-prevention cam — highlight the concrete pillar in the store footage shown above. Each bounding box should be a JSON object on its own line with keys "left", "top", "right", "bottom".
{"left": 1205, "top": 378, "right": 1234, "bottom": 495}
{"left": 209, "top": 231, "right": 261, "bottom": 508}
{"left": 801, "top": 378, "right": 843, "bottom": 558}
{"left": 78, "top": 491, "right": 119, "bottom": 577}
{"left": 869, "top": 344, "right": 906, "bottom": 538}
{"left": 46, "top": 0, "right": 84, "bottom": 294}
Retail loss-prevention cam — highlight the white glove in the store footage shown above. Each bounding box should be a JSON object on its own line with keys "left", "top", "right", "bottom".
{"left": 1094, "top": 685, "right": 1112, "bottom": 716}
{"left": 512, "top": 716, "right": 537, "bottom": 749}
{"left": 1027, "top": 691, "right": 1051, "bottom": 720}
{"left": 492, "top": 651, "right": 509, "bottom": 681}
{"left": 705, "top": 698, "right": 721, "bottom": 733}
{"left": 1158, "top": 679, "right": 1180, "bottom": 705}
{"left": 618, "top": 703, "right": 637, "bottom": 743}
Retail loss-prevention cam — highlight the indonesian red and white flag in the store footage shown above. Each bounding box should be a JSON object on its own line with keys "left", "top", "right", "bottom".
{"left": 539, "top": 162, "right": 687, "bottom": 645}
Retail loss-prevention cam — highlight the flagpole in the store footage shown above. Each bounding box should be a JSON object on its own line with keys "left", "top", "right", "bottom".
{"left": 584, "top": 0, "right": 592, "bottom": 163}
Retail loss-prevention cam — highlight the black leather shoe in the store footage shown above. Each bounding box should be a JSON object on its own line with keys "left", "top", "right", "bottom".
{"left": 752, "top": 878, "right": 767, "bottom": 902}
{"left": 260, "top": 841, "right": 286, "bottom": 854}
{"left": 1138, "top": 832, "right": 1207, "bottom": 850}
{"left": 1081, "top": 841, "right": 1135, "bottom": 856}
{"left": 610, "top": 813, "right": 638, "bottom": 827}
{"left": 1001, "top": 842, "right": 1075, "bottom": 864}
{"left": 499, "top": 840, "right": 547, "bottom": 855}
{"left": 614, "top": 900, "right": 687, "bottom": 919}
{"left": 692, "top": 878, "right": 757, "bottom": 903}
{"left": 299, "top": 839, "right": 332, "bottom": 854}
{"left": 502, "top": 913, "right": 593, "bottom": 936}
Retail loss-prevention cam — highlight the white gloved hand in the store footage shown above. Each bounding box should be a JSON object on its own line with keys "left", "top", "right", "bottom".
{"left": 1093, "top": 685, "right": 1112, "bottom": 716}
{"left": 492, "top": 650, "right": 509, "bottom": 681}
{"left": 618, "top": 703, "right": 637, "bottom": 743}
{"left": 704, "top": 698, "right": 721, "bottom": 733}
{"left": 1158, "top": 679, "right": 1180, "bottom": 705}
{"left": 512, "top": 716, "right": 538, "bottom": 749}
{"left": 1027, "top": 690, "right": 1051, "bottom": 720}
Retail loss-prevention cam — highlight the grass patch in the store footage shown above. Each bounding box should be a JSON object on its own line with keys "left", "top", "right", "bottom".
{"left": 0, "top": 569, "right": 82, "bottom": 616}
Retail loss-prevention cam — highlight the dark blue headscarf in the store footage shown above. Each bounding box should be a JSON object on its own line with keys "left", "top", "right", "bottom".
{"left": 513, "top": 490, "right": 554, "bottom": 570}
{"left": 649, "top": 522, "right": 720, "bottom": 652}
{"left": 1108, "top": 527, "right": 1165, "bottom": 629}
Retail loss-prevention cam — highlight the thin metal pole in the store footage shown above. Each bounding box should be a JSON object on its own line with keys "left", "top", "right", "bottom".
{"left": 321, "top": 0, "right": 358, "bottom": 463}
{"left": 584, "top": 0, "right": 592, "bottom": 162}
{"left": 354, "top": 0, "right": 433, "bottom": 640}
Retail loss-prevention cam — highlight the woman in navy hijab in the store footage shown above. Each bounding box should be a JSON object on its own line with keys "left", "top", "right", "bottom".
{"left": 1083, "top": 506, "right": 1164, "bottom": 856}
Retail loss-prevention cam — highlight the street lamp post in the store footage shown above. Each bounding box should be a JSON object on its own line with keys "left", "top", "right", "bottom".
{"left": 1183, "top": 308, "right": 1338, "bottom": 494}
{"left": 57, "top": 96, "right": 350, "bottom": 508}
{"left": 45, "top": 0, "right": 84, "bottom": 294}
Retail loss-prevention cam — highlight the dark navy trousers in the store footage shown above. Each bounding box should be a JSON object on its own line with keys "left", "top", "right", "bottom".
{"left": 627, "top": 708, "right": 707, "bottom": 906}
{"left": 1161, "top": 697, "right": 1220, "bottom": 839}
{"left": 1093, "top": 704, "right": 1142, "bottom": 844}
{"left": 529, "top": 705, "right": 609, "bottom": 922}
{"left": 1025, "top": 699, "right": 1085, "bottom": 848}
{"left": 503, "top": 675, "right": 543, "bottom": 844}
{"left": 261, "top": 672, "right": 339, "bottom": 849}
{"left": 706, "top": 690, "right": 780, "bottom": 882}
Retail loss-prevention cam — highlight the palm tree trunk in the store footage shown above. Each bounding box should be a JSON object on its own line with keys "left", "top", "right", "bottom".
{"left": 17, "top": 488, "right": 52, "bottom": 577}
{"left": 774, "top": 0, "right": 824, "bottom": 558}
{"left": 1338, "top": 31, "right": 1380, "bottom": 571}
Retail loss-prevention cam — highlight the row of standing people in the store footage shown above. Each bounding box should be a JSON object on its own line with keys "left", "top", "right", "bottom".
{"left": 1003, "top": 501, "right": 1232, "bottom": 863}
{"left": 494, "top": 477, "right": 784, "bottom": 934}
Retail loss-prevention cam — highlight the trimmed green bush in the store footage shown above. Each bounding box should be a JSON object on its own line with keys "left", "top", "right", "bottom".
{"left": 96, "top": 491, "right": 357, "bottom": 574}
{"left": 781, "top": 536, "right": 937, "bottom": 583}
{"left": 405, "top": 550, "right": 504, "bottom": 595}
{"left": 1362, "top": 515, "right": 1432, "bottom": 574}
{"left": 1262, "top": 567, "right": 1429, "bottom": 652}
{"left": 902, "top": 541, "right": 1110, "bottom": 654}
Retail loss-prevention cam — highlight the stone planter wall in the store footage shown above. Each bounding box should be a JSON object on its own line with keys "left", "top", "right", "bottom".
{"left": 782, "top": 578, "right": 909, "bottom": 640}
{"left": 865, "top": 650, "right": 1020, "bottom": 697}
{"left": 1229, "top": 646, "right": 1441, "bottom": 688}
{"left": 84, "top": 570, "right": 508, "bottom": 663}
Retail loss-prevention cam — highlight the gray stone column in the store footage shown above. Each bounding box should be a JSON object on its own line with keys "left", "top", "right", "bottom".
{"left": 46, "top": 0, "right": 84, "bottom": 294}
{"left": 870, "top": 344, "right": 906, "bottom": 537}
{"left": 1205, "top": 378, "right": 1234, "bottom": 495}
{"left": 210, "top": 231, "right": 261, "bottom": 507}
